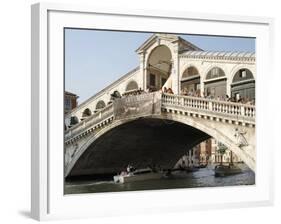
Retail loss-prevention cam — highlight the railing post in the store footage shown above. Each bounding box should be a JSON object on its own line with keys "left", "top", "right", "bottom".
{"left": 241, "top": 106, "right": 245, "bottom": 116}
{"left": 181, "top": 96, "right": 184, "bottom": 106}
{"left": 208, "top": 101, "right": 213, "bottom": 111}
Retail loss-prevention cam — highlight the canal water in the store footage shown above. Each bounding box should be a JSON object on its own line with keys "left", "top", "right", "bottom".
{"left": 64, "top": 164, "right": 255, "bottom": 194}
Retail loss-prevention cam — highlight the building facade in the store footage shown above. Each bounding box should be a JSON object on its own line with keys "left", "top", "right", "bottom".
{"left": 64, "top": 91, "right": 79, "bottom": 114}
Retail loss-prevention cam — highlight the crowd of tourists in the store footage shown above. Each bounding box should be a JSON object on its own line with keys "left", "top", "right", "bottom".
{"left": 115, "top": 86, "right": 254, "bottom": 105}
{"left": 179, "top": 88, "right": 255, "bottom": 105}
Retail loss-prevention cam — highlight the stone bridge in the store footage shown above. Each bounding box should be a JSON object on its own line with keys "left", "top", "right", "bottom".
{"left": 64, "top": 92, "right": 255, "bottom": 178}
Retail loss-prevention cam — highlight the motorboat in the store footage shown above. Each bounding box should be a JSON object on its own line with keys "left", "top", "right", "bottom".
{"left": 214, "top": 150, "right": 242, "bottom": 177}
{"left": 113, "top": 167, "right": 163, "bottom": 183}
{"left": 214, "top": 164, "right": 242, "bottom": 177}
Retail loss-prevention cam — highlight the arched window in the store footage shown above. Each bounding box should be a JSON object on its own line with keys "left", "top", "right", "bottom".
{"left": 232, "top": 69, "right": 254, "bottom": 83}
{"left": 206, "top": 67, "right": 225, "bottom": 80}
{"left": 182, "top": 66, "right": 199, "bottom": 79}
{"left": 204, "top": 67, "right": 227, "bottom": 98}
{"left": 126, "top": 81, "right": 138, "bottom": 91}
{"left": 70, "top": 116, "right": 79, "bottom": 126}
{"left": 147, "top": 45, "right": 172, "bottom": 91}
{"left": 181, "top": 66, "right": 200, "bottom": 95}
{"left": 231, "top": 68, "right": 255, "bottom": 101}
{"left": 95, "top": 100, "right": 106, "bottom": 110}
{"left": 82, "top": 108, "right": 92, "bottom": 117}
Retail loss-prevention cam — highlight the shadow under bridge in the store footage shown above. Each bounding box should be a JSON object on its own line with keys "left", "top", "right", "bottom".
{"left": 67, "top": 118, "right": 210, "bottom": 178}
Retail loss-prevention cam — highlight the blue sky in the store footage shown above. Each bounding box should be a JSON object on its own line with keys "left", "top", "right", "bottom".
{"left": 65, "top": 29, "right": 255, "bottom": 103}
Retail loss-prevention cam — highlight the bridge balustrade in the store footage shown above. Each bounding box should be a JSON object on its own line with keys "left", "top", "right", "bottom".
{"left": 65, "top": 103, "right": 114, "bottom": 141}
{"left": 65, "top": 92, "right": 255, "bottom": 142}
{"left": 161, "top": 93, "right": 255, "bottom": 121}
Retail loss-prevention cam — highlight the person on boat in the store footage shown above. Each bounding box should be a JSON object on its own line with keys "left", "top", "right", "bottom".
{"left": 126, "top": 164, "right": 135, "bottom": 173}
{"left": 126, "top": 164, "right": 131, "bottom": 173}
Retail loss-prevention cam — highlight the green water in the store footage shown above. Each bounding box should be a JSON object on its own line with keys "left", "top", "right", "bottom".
{"left": 64, "top": 164, "right": 255, "bottom": 194}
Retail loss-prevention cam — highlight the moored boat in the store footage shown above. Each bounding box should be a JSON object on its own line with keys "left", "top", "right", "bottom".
{"left": 214, "top": 164, "right": 242, "bottom": 177}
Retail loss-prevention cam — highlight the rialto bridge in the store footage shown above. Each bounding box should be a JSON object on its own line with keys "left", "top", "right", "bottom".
{"left": 65, "top": 33, "right": 255, "bottom": 178}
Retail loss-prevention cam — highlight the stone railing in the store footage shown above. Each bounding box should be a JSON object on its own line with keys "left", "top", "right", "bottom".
{"left": 65, "top": 93, "right": 255, "bottom": 142}
{"left": 161, "top": 93, "right": 255, "bottom": 123}
{"left": 65, "top": 103, "right": 114, "bottom": 141}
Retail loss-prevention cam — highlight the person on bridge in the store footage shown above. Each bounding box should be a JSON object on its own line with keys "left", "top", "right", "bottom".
{"left": 167, "top": 88, "right": 174, "bottom": 94}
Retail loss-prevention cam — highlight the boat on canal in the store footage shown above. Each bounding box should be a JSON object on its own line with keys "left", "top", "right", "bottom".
{"left": 214, "top": 149, "right": 242, "bottom": 177}
{"left": 113, "top": 167, "right": 163, "bottom": 183}
{"left": 214, "top": 164, "right": 242, "bottom": 177}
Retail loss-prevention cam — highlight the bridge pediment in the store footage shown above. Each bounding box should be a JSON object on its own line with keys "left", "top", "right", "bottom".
{"left": 136, "top": 33, "right": 201, "bottom": 54}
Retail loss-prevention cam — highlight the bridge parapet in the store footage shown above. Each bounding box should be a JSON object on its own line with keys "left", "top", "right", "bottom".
{"left": 65, "top": 103, "right": 114, "bottom": 143}
{"left": 65, "top": 93, "right": 255, "bottom": 144}
{"left": 162, "top": 93, "right": 255, "bottom": 125}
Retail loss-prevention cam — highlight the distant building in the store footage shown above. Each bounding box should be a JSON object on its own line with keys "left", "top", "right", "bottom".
{"left": 65, "top": 91, "right": 79, "bottom": 114}
{"left": 210, "top": 139, "right": 242, "bottom": 164}
{"left": 176, "top": 138, "right": 242, "bottom": 168}
{"left": 195, "top": 139, "right": 212, "bottom": 165}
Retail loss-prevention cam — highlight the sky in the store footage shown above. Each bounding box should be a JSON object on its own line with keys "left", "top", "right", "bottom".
{"left": 65, "top": 29, "right": 255, "bottom": 103}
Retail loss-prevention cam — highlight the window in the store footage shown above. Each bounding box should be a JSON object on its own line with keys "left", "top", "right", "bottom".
{"left": 70, "top": 116, "right": 79, "bottom": 125}
{"left": 240, "top": 70, "right": 247, "bottom": 78}
{"left": 233, "top": 68, "right": 254, "bottom": 83}
{"left": 211, "top": 67, "right": 218, "bottom": 76}
{"left": 150, "top": 74, "right": 156, "bottom": 86}
{"left": 82, "top": 108, "right": 92, "bottom": 117}
{"left": 206, "top": 67, "right": 225, "bottom": 80}
{"left": 65, "top": 98, "right": 70, "bottom": 106}
{"left": 65, "top": 98, "right": 71, "bottom": 110}
{"left": 96, "top": 100, "right": 106, "bottom": 110}
{"left": 182, "top": 66, "right": 199, "bottom": 79}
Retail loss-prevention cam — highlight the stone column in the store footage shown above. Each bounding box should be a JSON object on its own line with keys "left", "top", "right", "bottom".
{"left": 138, "top": 51, "right": 146, "bottom": 91}
{"left": 171, "top": 44, "right": 180, "bottom": 94}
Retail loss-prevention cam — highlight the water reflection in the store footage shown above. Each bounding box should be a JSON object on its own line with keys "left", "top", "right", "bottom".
{"left": 65, "top": 164, "right": 255, "bottom": 194}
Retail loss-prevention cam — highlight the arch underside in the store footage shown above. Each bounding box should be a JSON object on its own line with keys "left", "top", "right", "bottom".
{"left": 67, "top": 118, "right": 210, "bottom": 178}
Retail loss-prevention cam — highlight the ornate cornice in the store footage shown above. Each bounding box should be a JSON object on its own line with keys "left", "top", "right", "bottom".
{"left": 179, "top": 51, "right": 255, "bottom": 62}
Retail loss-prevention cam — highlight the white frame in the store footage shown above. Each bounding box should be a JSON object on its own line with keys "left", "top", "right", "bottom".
{"left": 31, "top": 2, "right": 275, "bottom": 221}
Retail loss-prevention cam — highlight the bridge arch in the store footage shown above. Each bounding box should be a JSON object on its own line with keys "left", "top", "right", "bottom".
{"left": 82, "top": 108, "right": 92, "bottom": 118}
{"left": 95, "top": 100, "right": 106, "bottom": 111}
{"left": 65, "top": 113, "right": 254, "bottom": 177}
{"left": 146, "top": 45, "right": 173, "bottom": 91}
{"left": 69, "top": 116, "right": 79, "bottom": 126}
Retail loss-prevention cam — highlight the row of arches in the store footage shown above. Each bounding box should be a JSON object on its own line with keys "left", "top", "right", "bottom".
{"left": 181, "top": 66, "right": 255, "bottom": 100}
{"left": 68, "top": 80, "right": 140, "bottom": 127}
{"left": 144, "top": 44, "right": 255, "bottom": 100}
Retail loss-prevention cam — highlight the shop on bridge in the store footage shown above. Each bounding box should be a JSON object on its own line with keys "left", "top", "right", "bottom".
{"left": 204, "top": 67, "right": 227, "bottom": 98}
{"left": 180, "top": 66, "right": 200, "bottom": 95}
{"left": 231, "top": 68, "right": 255, "bottom": 101}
